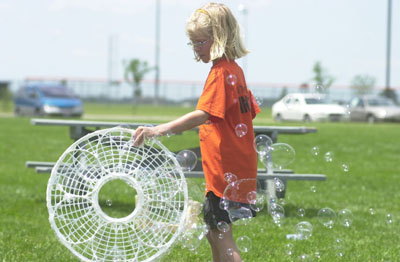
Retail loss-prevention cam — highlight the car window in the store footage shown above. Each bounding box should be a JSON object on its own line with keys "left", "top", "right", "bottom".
{"left": 367, "top": 98, "right": 394, "bottom": 106}
{"left": 40, "top": 87, "right": 76, "bottom": 98}
{"left": 305, "top": 98, "right": 327, "bottom": 104}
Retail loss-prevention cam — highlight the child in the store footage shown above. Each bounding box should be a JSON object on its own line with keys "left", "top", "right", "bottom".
{"left": 133, "top": 3, "right": 260, "bottom": 261}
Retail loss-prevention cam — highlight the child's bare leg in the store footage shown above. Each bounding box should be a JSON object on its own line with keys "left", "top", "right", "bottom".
{"left": 208, "top": 227, "right": 242, "bottom": 262}
{"left": 206, "top": 230, "right": 220, "bottom": 262}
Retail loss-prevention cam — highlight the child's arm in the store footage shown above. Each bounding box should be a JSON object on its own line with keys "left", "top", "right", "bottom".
{"left": 133, "top": 109, "right": 209, "bottom": 146}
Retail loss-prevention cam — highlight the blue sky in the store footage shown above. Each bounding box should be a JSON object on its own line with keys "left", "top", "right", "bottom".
{"left": 1, "top": 0, "right": 399, "bottom": 89}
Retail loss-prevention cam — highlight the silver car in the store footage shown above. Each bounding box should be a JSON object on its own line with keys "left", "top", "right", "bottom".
{"left": 348, "top": 96, "right": 400, "bottom": 123}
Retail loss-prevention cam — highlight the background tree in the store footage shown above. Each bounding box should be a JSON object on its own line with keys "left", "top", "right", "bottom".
{"left": 350, "top": 74, "right": 376, "bottom": 95}
{"left": 380, "top": 88, "right": 398, "bottom": 104}
{"left": 311, "top": 61, "right": 335, "bottom": 93}
{"left": 123, "top": 59, "right": 154, "bottom": 102}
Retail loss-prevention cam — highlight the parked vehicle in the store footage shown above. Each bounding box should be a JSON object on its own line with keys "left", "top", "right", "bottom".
{"left": 14, "top": 84, "right": 83, "bottom": 117}
{"left": 272, "top": 93, "right": 347, "bottom": 122}
{"left": 347, "top": 96, "right": 400, "bottom": 123}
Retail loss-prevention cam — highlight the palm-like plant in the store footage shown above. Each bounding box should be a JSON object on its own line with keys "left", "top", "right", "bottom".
{"left": 123, "top": 59, "right": 154, "bottom": 101}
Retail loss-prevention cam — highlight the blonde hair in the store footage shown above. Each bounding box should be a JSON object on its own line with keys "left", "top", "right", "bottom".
{"left": 186, "top": 2, "right": 249, "bottom": 62}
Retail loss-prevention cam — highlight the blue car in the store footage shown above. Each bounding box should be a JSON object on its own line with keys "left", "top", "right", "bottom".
{"left": 14, "top": 84, "right": 83, "bottom": 117}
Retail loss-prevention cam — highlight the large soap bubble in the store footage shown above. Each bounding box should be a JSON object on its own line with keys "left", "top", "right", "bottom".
{"left": 253, "top": 135, "right": 273, "bottom": 156}
{"left": 176, "top": 150, "right": 198, "bottom": 171}
{"left": 295, "top": 221, "right": 313, "bottom": 240}
{"left": 338, "top": 208, "right": 353, "bottom": 228}
{"left": 223, "top": 178, "right": 261, "bottom": 224}
{"left": 269, "top": 143, "right": 296, "bottom": 170}
{"left": 318, "top": 207, "right": 336, "bottom": 228}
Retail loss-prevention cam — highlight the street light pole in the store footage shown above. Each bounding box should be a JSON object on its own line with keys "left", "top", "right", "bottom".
{"left": 385, "top": 0, "right": 392, "bottom": 90}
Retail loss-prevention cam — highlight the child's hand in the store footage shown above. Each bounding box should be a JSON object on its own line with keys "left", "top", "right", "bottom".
{"left": 132, "top": 126, "right": 157, "bottom": 147}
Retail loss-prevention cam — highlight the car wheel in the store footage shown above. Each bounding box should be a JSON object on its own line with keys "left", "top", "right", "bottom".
{"left": 274, "top": 114, "right": 283, "bottom": 122}
{"left": 303, "top": 114, "right": 311, "bottom": 122}
{"left": 367, "top": 114, "right": 376, "bottom": 124}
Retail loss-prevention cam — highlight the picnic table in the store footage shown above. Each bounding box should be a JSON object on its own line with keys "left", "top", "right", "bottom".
{"left": 27, "top": 118, "right": 326, "bottom": 199}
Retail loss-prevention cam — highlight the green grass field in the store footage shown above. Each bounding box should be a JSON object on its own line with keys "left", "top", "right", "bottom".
{"left": 0, "top": 104, "right": 399, "bottom": 261}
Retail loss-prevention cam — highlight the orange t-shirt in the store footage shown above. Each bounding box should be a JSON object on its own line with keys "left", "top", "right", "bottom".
{"left": 196, "top": 57, "right": 261, "bottom": 200}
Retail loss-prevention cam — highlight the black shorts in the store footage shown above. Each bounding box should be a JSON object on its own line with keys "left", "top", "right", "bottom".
{"left": 203, "top": 191, "right": 256, "bottom": 229}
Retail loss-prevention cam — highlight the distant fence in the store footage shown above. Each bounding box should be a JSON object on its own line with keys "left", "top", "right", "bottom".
{"left": 5, "top": 77, "right": 400, "bottom": 106}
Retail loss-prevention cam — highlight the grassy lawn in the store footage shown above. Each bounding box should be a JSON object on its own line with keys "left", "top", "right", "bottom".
{"left": 0, "top": 104, "right": 399, "bottom": 261}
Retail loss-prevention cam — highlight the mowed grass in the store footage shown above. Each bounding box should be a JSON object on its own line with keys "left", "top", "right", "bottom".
{"left": 0, "top": 104, "right": 399, "bottom": 261}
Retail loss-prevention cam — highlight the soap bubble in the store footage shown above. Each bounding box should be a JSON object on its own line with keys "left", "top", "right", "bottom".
{"left": 298, "top": 254, "right": 312, "bottom": 262}
{"left": 254, "top": 96, "right": 263, "bottom": 106}
{"left": 235, "top": 123, "right": 248, "bottom": 138}
{"left": 270, "top": 203, "right": 285, "bottom": 226}
{"left": 386, "top": 213, "right": 393, "bottom": 224}
{"left": 247, "top": 191, "right": 265, "bottom": 212}
{"left": 317, "top": 207, "right": 336, "bottom": 228}
{"left": 223, "top": 178, "right": 259, "bottom": 223}
{"left": 246, "top": 191, "right": 257, "bottom": 204}
{"left": 311, "top": 146, "right": 320, "bottom": 156}
{"left": 226, "top": 74, "right": 237, "bottom": 86}
{"left": 285, "top": 243, "right": 294, "bottom": 256}
{"left": 341, "top": 164, "right": 349, "bottom": 172}
{"left": 314, "top": 84, "right": 326, "bottom": 94}
{"left": 310, "top": 185, "right": 317, "bottom": 193}
{"left": 369, "top": 208, "right": 375, "bottom": 215}
{"left": 176, "top": 150, "right": 198, "bottom": 171}
{"left": 334, "top": 238, "right": 345, "bottom": 258}
{"left": 253, "top": 135, "right": 273, "bottom": 156}
{"left": 219, "top": 198, "right": 229, "bottom": 210}
{"left": 270, "top": 143, "right": 296, "bottom": 170}
{"left": 236, "top": 236, "right": 252, "bottom": 253}
{"left": 226, "top": 248, "right": 234, "bottom": 256}
{"left": 324, "top": 152, "right": 334, "bottom": 162}
{"left": 217, "top": 221, "right": 230, "bottom": 233}
{"left": 218, "top": 233, "right": 224, "bottom": 240}
{"left": 106, "top": 199, "right": 112, "bottom": 206}
{"left": 338, "top": 208, "right": 353, "bottom": 227}
{"left": 297, "top": 208, "right": 306, "bottom": 217}
{"left": 274, "top": 178, "right": 285, "bottom": 192}
{"left": 296, "top": 221, "right": 313, "bottom": 240}
{"left": 224, "top": 172, "right": 238, "bottom": 183}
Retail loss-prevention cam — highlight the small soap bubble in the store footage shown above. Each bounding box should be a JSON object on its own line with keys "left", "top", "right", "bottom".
{"left": 296, "top": 221, "right": 313, "bottom": 240}
{"left": 226, "top": 74, "right": 238, "bottom": 86}
{"left": 311, "top": 146, "right": 320, "bottom": 156}
{"left": 224, "top": 172, "right": 238, "bottom": 183}
{"left": 324, "top": 151, "right": 334, "bottom": 162}
{"left": 236, "top": 236, "right": 252, "bottom": 253}
{"left": 246, "top": 191, "right": 257, "bottom": 205}
{"left": 297, "top": 208, "right": 306, "bottom": 217}
{"left": 317, "top": 207, "right": 336, "bottom": 228}
{"left": 310, "top": 185, "right": 317, "bottom": 193}
{"left": 106, "top": 199, "right": 112, "bottom": 207}
{"left": 314, "top": 251, "right": 321, "bottom": 259}
{"left": 226, "top": 248, "right": 234, "bottom": 256}
{"left": 274, "top": 178, "right": 285, "bottom": 192}
{"left": 235, "top": 123, "right": 248, "bottom": 138}
{"left": 176, "top": 150, "right": 198, "bottom": 171}
{"left": 338, "top": 208, "right": 353, "bottom": 228}
{"left": 386, "top": 213, "right": 393, "bottom": 224}
{"left": 217, "top": 221, "right": 230, "bottom": 233}
{"left": 218, "top": 233, "right": 224, "bottom": 240}
{"left": 315, "top": 84, "right": 326, "bottom": 93}
{"left": 285, "top": 243, "right": 294, "bottom": 256}
{"left": 298, "top": 254, "right": 312, "bottom": 262}
{"left": 254, "top": 96, "right": 263, "bottom": 106}
{"left": 334, "top": 238, "right": 345, "bottom": 257}
{"left": 369, "top": 207, "right": 375, "bottom": 215}
{"left": 219, "top": 198, "right": 229, "bottom": 210}
{"left": 341, "top": 164, "right": 349, "bottom": 172}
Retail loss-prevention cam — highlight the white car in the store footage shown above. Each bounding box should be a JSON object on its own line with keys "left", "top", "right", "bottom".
{"left": 272, "top": 93, "right": 347, "bottom": 122}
